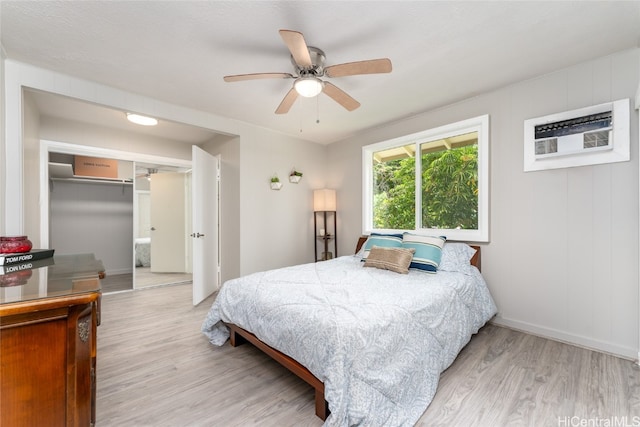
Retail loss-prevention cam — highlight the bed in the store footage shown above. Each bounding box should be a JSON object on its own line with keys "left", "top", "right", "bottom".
{"left": 202, "top": 235, "right": 496, "bottom": 426}
{"left": 135, "top": 237, "right": 151, "bottom": 267}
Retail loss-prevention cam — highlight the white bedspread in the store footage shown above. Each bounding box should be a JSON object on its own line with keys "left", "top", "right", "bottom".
{"left": 135, "top": 237, "right": 151, "bottom": 267}
{"left": 202, "top": 255, "right": 496, "bottom": 426}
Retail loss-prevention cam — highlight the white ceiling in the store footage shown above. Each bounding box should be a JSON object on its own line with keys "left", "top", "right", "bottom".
{"left": 2, "top": 1, "right": 639, "bottom": 145}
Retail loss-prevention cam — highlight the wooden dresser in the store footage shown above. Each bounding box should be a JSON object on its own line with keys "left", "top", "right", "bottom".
{"left": 0, "top": 254, "right": 103, "bottom": 427}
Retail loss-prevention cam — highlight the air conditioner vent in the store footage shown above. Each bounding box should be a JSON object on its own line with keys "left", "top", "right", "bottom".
{"left": 534, "top": 111, "right": 612, "bottom": 139}
{"left": 523, "top": 98, "right": 630, "bottom": 172}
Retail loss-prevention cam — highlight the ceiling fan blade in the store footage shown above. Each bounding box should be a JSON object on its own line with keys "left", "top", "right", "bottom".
{"left": 275, "top": 88, "right": 299, "bottom": 114}
{"left": 322, "top": 82, "right": 360, "bottom": 111}
{"left": 279, "top": 29, "right": 312, "bottom": 68}
{"left": 324, "top": 58, "right": 392, "bottom": 78}
{"left": 224, "top": 72, "right": 293, "bottom": 82}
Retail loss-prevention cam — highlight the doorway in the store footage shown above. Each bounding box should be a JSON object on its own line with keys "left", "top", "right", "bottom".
{"left": 43, "top": 143, "right": 198, "bottom": 295}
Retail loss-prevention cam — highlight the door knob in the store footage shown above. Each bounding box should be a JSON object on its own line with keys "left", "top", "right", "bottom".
{"left": 151, "top": 227, "right": 156, "bottom": 231}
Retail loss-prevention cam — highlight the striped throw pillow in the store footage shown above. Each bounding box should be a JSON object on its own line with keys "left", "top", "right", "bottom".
{"left": 361, "top": 233, "right": 403, "bottom": 260}
{"left": 402, "top": 233, "right": 446, "bottom": 273}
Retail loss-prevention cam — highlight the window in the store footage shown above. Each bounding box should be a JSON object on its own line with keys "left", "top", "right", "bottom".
{"left": 362, "top": 115, "right": 489, "bottom": 242}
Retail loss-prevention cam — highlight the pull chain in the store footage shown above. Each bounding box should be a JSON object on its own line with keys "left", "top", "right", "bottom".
{"left": 299, "top": 103, "right": 303, "bottom": 133}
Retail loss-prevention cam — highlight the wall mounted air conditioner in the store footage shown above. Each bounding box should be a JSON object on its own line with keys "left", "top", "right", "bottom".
{"left": 524, "top": 99, "right": 630, "bottom": 172}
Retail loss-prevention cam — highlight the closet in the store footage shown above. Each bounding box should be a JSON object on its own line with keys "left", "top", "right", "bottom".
{"left": 49, "top": 153, "right": 134, "bottom": 283}
{"left": 48, "top": 153, "right": 192, "bottom": 292}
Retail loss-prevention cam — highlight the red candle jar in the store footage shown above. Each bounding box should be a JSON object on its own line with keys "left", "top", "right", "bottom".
{"left": 0, "top": 269, "right": 33, "bottom": 287}
{"left": 0, "top": 236, "right": 33, "bottom": 254}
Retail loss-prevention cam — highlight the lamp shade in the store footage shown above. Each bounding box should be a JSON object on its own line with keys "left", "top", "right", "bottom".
{"left": 294, "top": 77, "right": 323, "bottom": 98}
{"left": 313, "top": 189, "right": 336, "bottom": 211}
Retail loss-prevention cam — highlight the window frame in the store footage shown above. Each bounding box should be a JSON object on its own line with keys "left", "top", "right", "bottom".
{"left": 362, "top": 114, "right": 490, "bottom": 242}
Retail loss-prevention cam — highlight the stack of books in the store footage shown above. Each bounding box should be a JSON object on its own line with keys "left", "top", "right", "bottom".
{"left": 0, "top": 249, "right": 55, "bottom": 275}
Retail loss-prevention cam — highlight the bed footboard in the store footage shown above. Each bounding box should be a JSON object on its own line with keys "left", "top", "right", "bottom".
{"left": 225, "top": 322, "right": 329, "bottom": 420}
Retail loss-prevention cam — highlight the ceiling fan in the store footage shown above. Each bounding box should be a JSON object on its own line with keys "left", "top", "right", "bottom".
{"left": 135, "top": 168, "right": 158, "bottom": 180}
{"left": 223, "top": 29, "right": 392, "bottom": 114}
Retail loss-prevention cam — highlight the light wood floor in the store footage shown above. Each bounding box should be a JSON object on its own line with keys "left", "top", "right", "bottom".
{"left": 96, "top": 283, "right": 640, "bottom": 426}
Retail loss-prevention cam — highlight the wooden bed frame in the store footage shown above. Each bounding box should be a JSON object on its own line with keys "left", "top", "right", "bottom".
{"left": 224, "top": 236, "right": 481, "bottom": 421}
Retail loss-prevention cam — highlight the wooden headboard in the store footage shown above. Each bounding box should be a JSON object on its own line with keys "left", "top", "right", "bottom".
{"left": 354, "top": 235, "right": 481, "bottom": 271}
{"left": 355, "top": 236, "right": 368, "bottom": 254}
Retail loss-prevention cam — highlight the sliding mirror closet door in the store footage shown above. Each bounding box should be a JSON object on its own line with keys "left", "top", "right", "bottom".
{"left": 49, "top": 155, "right": 134, "bottom": 293}
{"left": 134, "top": 166, "right": 192, "bottom": 290}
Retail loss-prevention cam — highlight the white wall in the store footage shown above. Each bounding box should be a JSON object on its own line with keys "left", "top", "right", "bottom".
{"left": 328, "top": 48, "right": 640, "bottom": 360}
{"left": 22, "top": 91, "right": 41, "bottom": 246}
{"left": 238, "top": 126, "right": 328, "bottom": 275}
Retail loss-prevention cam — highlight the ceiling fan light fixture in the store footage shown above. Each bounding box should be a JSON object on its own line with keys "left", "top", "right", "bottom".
{"left": 224, "top": 30, "right": 391, "bottom": 114}
{"left": 294, "top": 76, "right": 323, "bottom": 98}
{"left": 126, "top": 113, "right": 158, "bottom": 126}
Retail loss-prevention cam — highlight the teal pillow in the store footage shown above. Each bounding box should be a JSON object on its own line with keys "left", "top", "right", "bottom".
{"left": 402, "top": 233, "right": 446, "bottom": 273}
{"left": 361, "top": 233, "right": 403, "bottom": 260}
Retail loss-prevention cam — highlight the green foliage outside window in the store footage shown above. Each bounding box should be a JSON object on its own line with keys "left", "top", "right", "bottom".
{"left": 422, "top": 145, "right": 478, "bottom": 229}
{"left": 373, "top": 145, "right": 478, "bottom": 230}
{"left": 373, "top": 157, "right": 416, "bottom": 229}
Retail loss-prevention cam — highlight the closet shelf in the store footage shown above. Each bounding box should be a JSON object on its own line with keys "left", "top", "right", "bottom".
{"left": 49, "top": 162, "right": 132, "bottom": 185}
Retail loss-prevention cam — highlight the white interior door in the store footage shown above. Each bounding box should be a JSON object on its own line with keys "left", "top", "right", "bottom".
{"left": 192, "top": 146, "right": 219, "bottom": 305}
{"left": 150, "top": 172, "right": 187, "bottom": 272}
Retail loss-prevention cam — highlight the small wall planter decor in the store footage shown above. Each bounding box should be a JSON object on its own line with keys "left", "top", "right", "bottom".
{"left": 289, "top": 169, "right": 303, "bottom": 184}
{"left": 270, "top": 175, "right": 283, "bottom": 190}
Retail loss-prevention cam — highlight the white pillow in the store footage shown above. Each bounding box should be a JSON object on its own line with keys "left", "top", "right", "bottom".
{"left": 439, "top": 242, "right": 476, "bottom": 271}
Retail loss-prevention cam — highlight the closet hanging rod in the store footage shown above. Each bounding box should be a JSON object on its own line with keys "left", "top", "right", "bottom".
{"left": 49, "top": 177, "right": 133, "bottom": 185}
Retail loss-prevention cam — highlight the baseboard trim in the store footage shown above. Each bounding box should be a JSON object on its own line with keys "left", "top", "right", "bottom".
{"left": 491, "top": 316, "right": 637, "bottom": 362}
